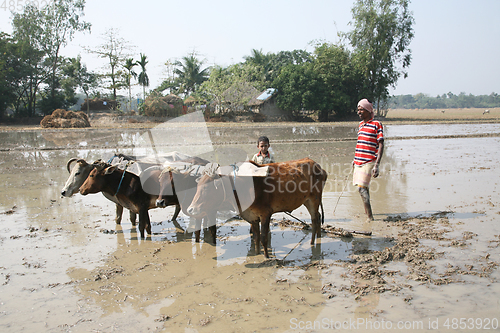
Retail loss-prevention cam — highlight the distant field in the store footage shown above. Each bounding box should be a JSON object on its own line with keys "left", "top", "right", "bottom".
{"left": 386, "top": 107, "right": 500, "bottom": 122}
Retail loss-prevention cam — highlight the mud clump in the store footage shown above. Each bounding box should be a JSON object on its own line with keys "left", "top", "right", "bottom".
{"left": 40, "top": 109, "right": 90, "bottom": 128}
{"left": 336, "top": 212, "right": 499, "bottom": 299}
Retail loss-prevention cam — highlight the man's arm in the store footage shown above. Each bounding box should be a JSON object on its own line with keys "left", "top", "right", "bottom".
{"left": 372, "top": 140, "right": 384, "bottom": 178}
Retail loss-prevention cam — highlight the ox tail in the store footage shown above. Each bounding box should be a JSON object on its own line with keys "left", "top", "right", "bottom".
{"left": 320, "top": 201, "right": 325, "bottom": 225}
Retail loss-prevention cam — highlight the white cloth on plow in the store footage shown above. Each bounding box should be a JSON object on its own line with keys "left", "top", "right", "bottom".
{"left": 204, "top": 161, "right": 269, "bottom": 178}
{"left": 108, "top": 151, "right": 194, "bottom": 176}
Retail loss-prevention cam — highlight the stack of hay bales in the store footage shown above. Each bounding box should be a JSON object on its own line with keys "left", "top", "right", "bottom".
{"left": 40, "top": 109, "right": 91, "bottom": 128}
{"left": 144, "top": 93, "right": 183, "bottom": 117}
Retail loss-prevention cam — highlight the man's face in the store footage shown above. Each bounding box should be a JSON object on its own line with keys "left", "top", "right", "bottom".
{"left": 257, "top": 141, "right": 269, "bottom": 154}
{"left": 357, "top": 105, "right": 371, "bottom": 121}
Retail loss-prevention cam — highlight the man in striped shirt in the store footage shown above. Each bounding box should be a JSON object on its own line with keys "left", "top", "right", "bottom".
{"left": 352, "top": 99, "right": 384, "bottom": 221}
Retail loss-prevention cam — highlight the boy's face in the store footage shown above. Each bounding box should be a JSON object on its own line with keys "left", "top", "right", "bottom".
{"left": 257, "top": 141, "right": 270, "bottom": 154}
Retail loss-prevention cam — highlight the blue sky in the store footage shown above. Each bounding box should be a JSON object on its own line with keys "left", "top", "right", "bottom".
{"left": 1, "top": 0, "right": 499, "bottom": 98}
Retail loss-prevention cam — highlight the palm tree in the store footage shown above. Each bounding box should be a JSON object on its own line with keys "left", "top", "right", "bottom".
{"left": 244, "top": 48, "right": 269, "bottom": 66}
{"left": 173, "top": 53, "right": 210, "bottom": 96}
{"left": 244, "top": 48, "right": 274, "bottom": 83}
{"left": 136, "top": 53, "right": 149, "bottom": 102}
{"left": 124, "top": 57, "right": 137, "bottom": 112}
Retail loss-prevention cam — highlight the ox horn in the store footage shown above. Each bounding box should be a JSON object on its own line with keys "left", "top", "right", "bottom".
{"left": 67, "top": 158, "right": 89, "bottom": 173}
{"left": 66, "top": 158, "right": 78, "bottom": 173}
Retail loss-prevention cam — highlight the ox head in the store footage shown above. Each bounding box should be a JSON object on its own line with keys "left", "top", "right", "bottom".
{"left": 187, "top": 162, "right": 256, "bottom": 217}
{"left": 61, "top": 158, "right": 94, "bottom": 197}
{"left": 154, "top": 166, "right": 200, "bottom": 208}
{"left": 155, "top": 167, "right": 176, "bottom": 208}
{"left": 79, "top": 161, "right": 115, "bottom": 196}
{"left": 186, "top": 173, "right": 225, "bottom": 218}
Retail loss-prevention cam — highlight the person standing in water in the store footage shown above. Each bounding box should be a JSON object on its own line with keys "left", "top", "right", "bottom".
{"left": 352, "top": 99, "right": 384, "bottom": 221}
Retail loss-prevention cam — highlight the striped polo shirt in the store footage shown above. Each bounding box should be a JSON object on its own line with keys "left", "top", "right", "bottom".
{"left": 354, "top": 119, "right": 384, "bottom": 165}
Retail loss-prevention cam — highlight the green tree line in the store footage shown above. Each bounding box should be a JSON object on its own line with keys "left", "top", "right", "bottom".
{"left": 390, "top": 93, "right": 500, "bottom": 109}
{"left": 1, "top": 0, "right": 415, "bottom": 121}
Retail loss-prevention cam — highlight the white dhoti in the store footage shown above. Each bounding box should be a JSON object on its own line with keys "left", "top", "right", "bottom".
{"left": 353, "top": 162, "right": 375, "bottom": 188}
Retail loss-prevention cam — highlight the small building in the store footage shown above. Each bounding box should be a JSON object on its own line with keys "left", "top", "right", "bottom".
{"left": 247, "top": 88, "right": 290, "bottom": 118}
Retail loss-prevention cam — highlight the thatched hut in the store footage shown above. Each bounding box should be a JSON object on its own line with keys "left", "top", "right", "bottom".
{"left": 80, "top": 98, "right": 117, "bottom": 111}
{"left": 248, "top": 88, "right": 290, "bottom": 118}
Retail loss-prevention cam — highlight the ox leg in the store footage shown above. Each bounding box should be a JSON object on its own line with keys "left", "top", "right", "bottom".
{"left": 305, "top": 201, "right": 321, "bottom": 245}
{"left": 208, "top": 225, "right": 216, "bottom": 244}
{"left": 194, "top": 218, "right": 202, "bottom": 243}
{"left": 172, "top": 204, "right": 181, "bottom": 222}
{"left": 201, "top": 215, "right": 217, "bottom": 244}
{"left": 138, "top": 209, "right": 151, "bottom": 238}
{"left": 251, "top": 222, "right": 261, "bottom": 256}
{"left": 206, "top": 212, "right": 217, "bottom": 244}
{"left": 130, "top": 212, "right": 137, "bottom": 226}
{"left": 146, "top": 214, "right": 151, "bottom": 235}
{"left": 115, "top": 204, "right": 124, "bottom": 224}
{"left": 260, "top": 216, "right": 271, "bottom": 259}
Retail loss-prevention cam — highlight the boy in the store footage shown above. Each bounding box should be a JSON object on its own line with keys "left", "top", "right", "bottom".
{"left": 251, "top": 136, "right": 275, "bottom": 164}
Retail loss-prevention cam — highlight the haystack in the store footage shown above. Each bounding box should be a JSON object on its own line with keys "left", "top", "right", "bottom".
{"left": 40, "top": 109, "right": 91, "bottom": 128}
{"left": 144, "top": 93, "right": 183, "bottom": 117}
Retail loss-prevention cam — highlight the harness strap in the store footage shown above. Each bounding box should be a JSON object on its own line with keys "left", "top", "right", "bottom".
{"left": 229, "top": 163, "right": 239, "bottom": 178}
{"left": 228, "top": 176, "right": 243, "bottom": 215}
{"left": 114, "top": 163, "right": 129, "bottom": 196}
{"left": 108, "top": 155, "right": 118, "bottom": 164}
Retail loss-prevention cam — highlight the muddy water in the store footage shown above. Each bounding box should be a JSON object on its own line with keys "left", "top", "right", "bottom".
{"left": 0, "top": 123, "right": 499, "bottom": 332}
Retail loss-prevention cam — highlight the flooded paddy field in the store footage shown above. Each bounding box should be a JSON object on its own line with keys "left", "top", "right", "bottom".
{"left": 0, "top": 122, "right": 499, "bottom": 332}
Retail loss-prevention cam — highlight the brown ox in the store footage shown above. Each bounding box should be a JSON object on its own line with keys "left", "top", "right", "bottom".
{"left": 187, "top": 158, "right": 327, "bottom": 258}
{"left": 61, "top": 158, "right": 138, "bottom": 225}
{"left": 79, "top": 161, "right": 173, "bottom": 238}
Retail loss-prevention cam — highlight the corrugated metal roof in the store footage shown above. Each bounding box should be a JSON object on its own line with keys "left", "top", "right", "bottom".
{"left": 256, "top": 88, "right": 276, "bottom": 101}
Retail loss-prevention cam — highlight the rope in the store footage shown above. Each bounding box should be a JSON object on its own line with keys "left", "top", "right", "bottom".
{"left": 284, "top": 211, "right": 307, "bottom": 225}
{"left": 333, "top": 167, "right": 353, "bottom": 215}
{"left": 107, "top": 155, "right": 117, "bottom": 164}
{"left": 282, "top": 233, "right": 308, "bottom": 261}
